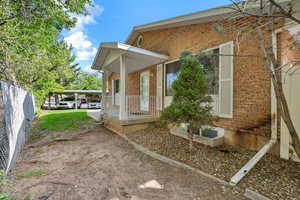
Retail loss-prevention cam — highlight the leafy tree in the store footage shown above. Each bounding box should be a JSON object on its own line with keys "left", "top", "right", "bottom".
{"left": 0, "top": 0, "right": 92, "bottom": 107}
{"left": 68, "top": 71, "right": 102, "bottom": 91}
{"left": 160, "top": 51, "right": 213, "bottom": 152}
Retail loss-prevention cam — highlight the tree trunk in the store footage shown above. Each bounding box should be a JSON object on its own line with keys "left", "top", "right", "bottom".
{"left": 187, "top": 128, "right": 194, "bottom": 153}
{"left": 48, "top": 94, "right": 51, "bottom": 110}
{"left": 270, "top": 73, "right": 300, "bottom": 157}
{"left": 259, "top": 23, "right": 300, "bottom": 158}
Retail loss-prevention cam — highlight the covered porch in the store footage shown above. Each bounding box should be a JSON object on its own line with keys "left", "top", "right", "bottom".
{"left": 92, "top": 42, "right": 168, "bottom": 123}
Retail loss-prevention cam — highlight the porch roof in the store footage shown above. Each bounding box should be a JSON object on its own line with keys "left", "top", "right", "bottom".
{"left": 91, "top": 42, "right": 168, "bottom": 73}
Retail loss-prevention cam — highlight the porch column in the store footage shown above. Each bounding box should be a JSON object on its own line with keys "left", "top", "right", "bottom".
{"left": 101, "top": 70, "right": 107, "bottom": 111}
{"left": 75, "top": 93, "right": 78, "bottom": 110}
{"left": 119, "top": 55, "right": 127, "bottom": 120}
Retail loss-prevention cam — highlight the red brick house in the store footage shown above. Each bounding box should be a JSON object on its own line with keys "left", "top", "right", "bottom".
{"left": 91, "top": 2, "right": 300, "bottom": 161}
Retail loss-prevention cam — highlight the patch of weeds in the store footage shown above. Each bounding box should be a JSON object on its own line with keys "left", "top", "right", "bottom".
{"left": 0, "top": 170, "right": 9, "bottom": 186}
{"left": 35, "top": 148, "right": 44, "bottom": 153}
{"left": 17, "top": 169, "right": 45, "bottom": 179}
{"left": 0, "top": 193, "right": 16, "bottom": 200}
{"left": 47, "top": 141, "right": 55, "bottom": 146}
{"left": 23, "top": 195, "right": 32, "bottom": 200}
{"left": 28, "top": 124, "right": 46, "bottom": 143}
{"left": 0, "top": 170, "right": 16, "bottom": 200}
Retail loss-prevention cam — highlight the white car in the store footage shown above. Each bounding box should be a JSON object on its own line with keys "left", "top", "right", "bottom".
{"left": 88, "top": 100, "right": 101, "bottom": 109}
{"left": 42, "top": 100, "right": 57, "bottom": 110}
{"left": 58, "top": 97, "right": 81, "bottom": 109}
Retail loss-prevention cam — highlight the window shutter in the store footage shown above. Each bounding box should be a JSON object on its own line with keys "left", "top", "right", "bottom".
{"left": 156, "top": 64, "right": 163, "bottom": 110}
{"left": 219, "top": 41, "right": 234, "bottom": 118}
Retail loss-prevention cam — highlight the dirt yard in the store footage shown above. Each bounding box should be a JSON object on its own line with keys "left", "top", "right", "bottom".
{"left": 4, "top": 123, "right": 247, "bottom": 200}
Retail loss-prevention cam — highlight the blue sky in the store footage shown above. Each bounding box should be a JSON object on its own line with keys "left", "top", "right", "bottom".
{"left": 64, "top": 0, "right": 231, "bottom": 73}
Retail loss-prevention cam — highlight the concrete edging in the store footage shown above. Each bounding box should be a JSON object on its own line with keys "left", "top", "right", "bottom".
{"left": 121, "top": 135, "right": 271, "bottom": 200}
{"left": 122, "top": 135, "right": 230, "bottom": 186}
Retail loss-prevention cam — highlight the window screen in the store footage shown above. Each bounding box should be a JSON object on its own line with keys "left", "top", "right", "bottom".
{"left": 165, "top": 60, "right": 181, "bottom": 96}
{"left": 165, "top": 48, "right": 220, "bottom": 96}
{"left": 198, "top": 48, "right": 220, "bottom": 95}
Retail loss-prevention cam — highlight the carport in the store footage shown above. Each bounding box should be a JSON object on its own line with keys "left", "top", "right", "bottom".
{"left": 48, "top": 90, "right": 103, "bottom": 110}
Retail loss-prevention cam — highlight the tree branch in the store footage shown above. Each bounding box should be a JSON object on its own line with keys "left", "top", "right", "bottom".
{"left": 269, "top": 0, "right": 300, "bottom": 24}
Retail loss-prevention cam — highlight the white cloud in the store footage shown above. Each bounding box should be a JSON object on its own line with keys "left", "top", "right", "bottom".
{"left": 65, "top": 32, "right": 92, "bottom": 49}
{"left": 77, "top": 47, "right": 97, "bottom": 61}
{"left": 64, "top": 4, "right": 103, "bottom": 61}
{"left": 70, "top": 4, "right": 104, "bottom": 33}
{"left": 82, "top": 65, "right": 97, "bottom": 74}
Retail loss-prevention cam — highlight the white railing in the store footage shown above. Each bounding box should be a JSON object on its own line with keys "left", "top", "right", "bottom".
{"left": 126, "top": 95, "right": 160, "bottom": 120}
{"left": 102, "top": 95, "right": 160, "bottom": 120}
{"left": 102, "top": 96, "right": 119, "bottom": 118}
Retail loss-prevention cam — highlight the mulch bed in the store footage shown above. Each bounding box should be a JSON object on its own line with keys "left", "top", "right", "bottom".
{"left": 126, "top": 126, "right": 300, "bottom": 200}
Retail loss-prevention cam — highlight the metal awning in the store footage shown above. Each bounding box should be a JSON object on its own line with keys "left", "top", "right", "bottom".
{"left": 91, "top": 42, "right": 168, "bottom": 73}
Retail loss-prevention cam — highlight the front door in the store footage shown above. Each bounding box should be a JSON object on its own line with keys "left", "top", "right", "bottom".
{"left": 140, "top": 71, "right": 150, "bottom": 111}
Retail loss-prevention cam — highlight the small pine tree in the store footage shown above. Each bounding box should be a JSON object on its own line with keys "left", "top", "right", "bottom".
{"left": 160, "top": 51, "right": 213, "bottom": 152}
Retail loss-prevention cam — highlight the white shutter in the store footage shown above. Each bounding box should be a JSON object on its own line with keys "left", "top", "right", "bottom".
{"left": 219, "top": 41, "right": 234, "bottom": 118}
{"left": 156, "top": 64, "right": 163, "bottom": 110}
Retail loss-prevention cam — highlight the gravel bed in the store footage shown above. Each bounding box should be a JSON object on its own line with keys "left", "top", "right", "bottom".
{"left": 126, "top": 127, "right": 300, "bottom": 200}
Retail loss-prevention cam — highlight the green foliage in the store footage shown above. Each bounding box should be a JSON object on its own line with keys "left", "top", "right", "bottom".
{"left": 0, "top": 170, "right": 8, "bottom": 187}
{"left": 160, "top": 51, "right": 213, "bottom": 130}
{"left": 38, "top": 110, "right": 92, "bottom": 131}
{"left": 0, "top": 170, "right": 15, "bottom": 200}
{"left": 0, "top": 0, "right": 92, "bottom": 108}
{"left": 23, "top": 196, "right": 32, "bottom": 200}
{"left": 17, "top": 169, "right": 45, "bottom": 179}
{"left": 212, "top": 23, "right": 225, "bottom": 35}
{"left": 68, "top": 71, "right": 102, "bottom": 91}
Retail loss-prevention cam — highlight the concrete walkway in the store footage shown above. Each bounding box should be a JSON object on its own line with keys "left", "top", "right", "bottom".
{"left": 87, "top": 109, "right": 101, "bottom": 121}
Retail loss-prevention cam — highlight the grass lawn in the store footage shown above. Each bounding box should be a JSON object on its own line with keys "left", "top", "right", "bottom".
{"left": 38, "top": 109, "right": 92, "bottom": 132}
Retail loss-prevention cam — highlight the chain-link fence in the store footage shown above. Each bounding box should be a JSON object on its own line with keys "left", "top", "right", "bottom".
{"left": 0, "top": 89, "right": 9, "bottom": 171}
{"left": 0, "top": 81, "right": 35, "bottom": 173}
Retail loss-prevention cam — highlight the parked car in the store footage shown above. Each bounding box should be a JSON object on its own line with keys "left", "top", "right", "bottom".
{"left": 80, "top": 98, "right": 87, "bottom": 104}
{"left": 88, "top": 100, "right": 101, "bottom": 109}
{"left": 42, "top": 100, "right": 57, "bottom": 110}
{"left": 58, "top": 97, "right": 81, "bottom": 109}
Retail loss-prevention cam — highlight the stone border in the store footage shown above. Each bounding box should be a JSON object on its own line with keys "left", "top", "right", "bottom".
{"left": 244, "top": 189, "right": 271, "bottom": 200}
{"left": 121, "top": 135, "right": 271, "bottom": 200}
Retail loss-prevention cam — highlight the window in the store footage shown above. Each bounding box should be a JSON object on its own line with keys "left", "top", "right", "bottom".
{"left": 137, "top": 35, "right": 144, "bottom": 48}
{"left": 198, "top": 48, "right": 219, "bottom": 95}
{"left": 114, "top": 79, "right": 120, "bottom": 94}
{"left": 165, "top": 60, "right": 181, "bottom": 96}
{"left": 165, "top": 48, "right": 220, "bottom": 96}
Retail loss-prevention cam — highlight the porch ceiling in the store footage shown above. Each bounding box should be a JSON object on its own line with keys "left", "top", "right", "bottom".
{"left": 91, "top": 42, "right": 168, "bottom": 73}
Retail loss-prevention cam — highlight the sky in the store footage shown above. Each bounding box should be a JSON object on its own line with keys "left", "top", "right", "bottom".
{"left": 63, "top": 0, "right": 231, "bottom": 73}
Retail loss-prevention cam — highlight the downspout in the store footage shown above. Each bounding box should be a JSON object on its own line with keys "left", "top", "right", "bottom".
{"left": 230, "top": 139, "right": 276, "bottom": 185}
{"left": 230, "top": 28, "right": 279, "bottom": 185}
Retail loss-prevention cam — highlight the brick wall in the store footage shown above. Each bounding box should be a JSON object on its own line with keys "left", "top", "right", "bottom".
{"left": 129, "top": 21, "right": 272, "bottom": 137}
{"left": 104, "top": 20, "right": 284, "bottom": 142}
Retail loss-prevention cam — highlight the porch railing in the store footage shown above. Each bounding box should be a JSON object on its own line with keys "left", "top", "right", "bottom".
{"left": 126, "top": 95, "right": 160, "bottom": 120}
{"left": 102, "top": 95, "right": 161, "bottom": 120}
{"left": 102, "top": 95, "right": 218, "bottom": 120}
